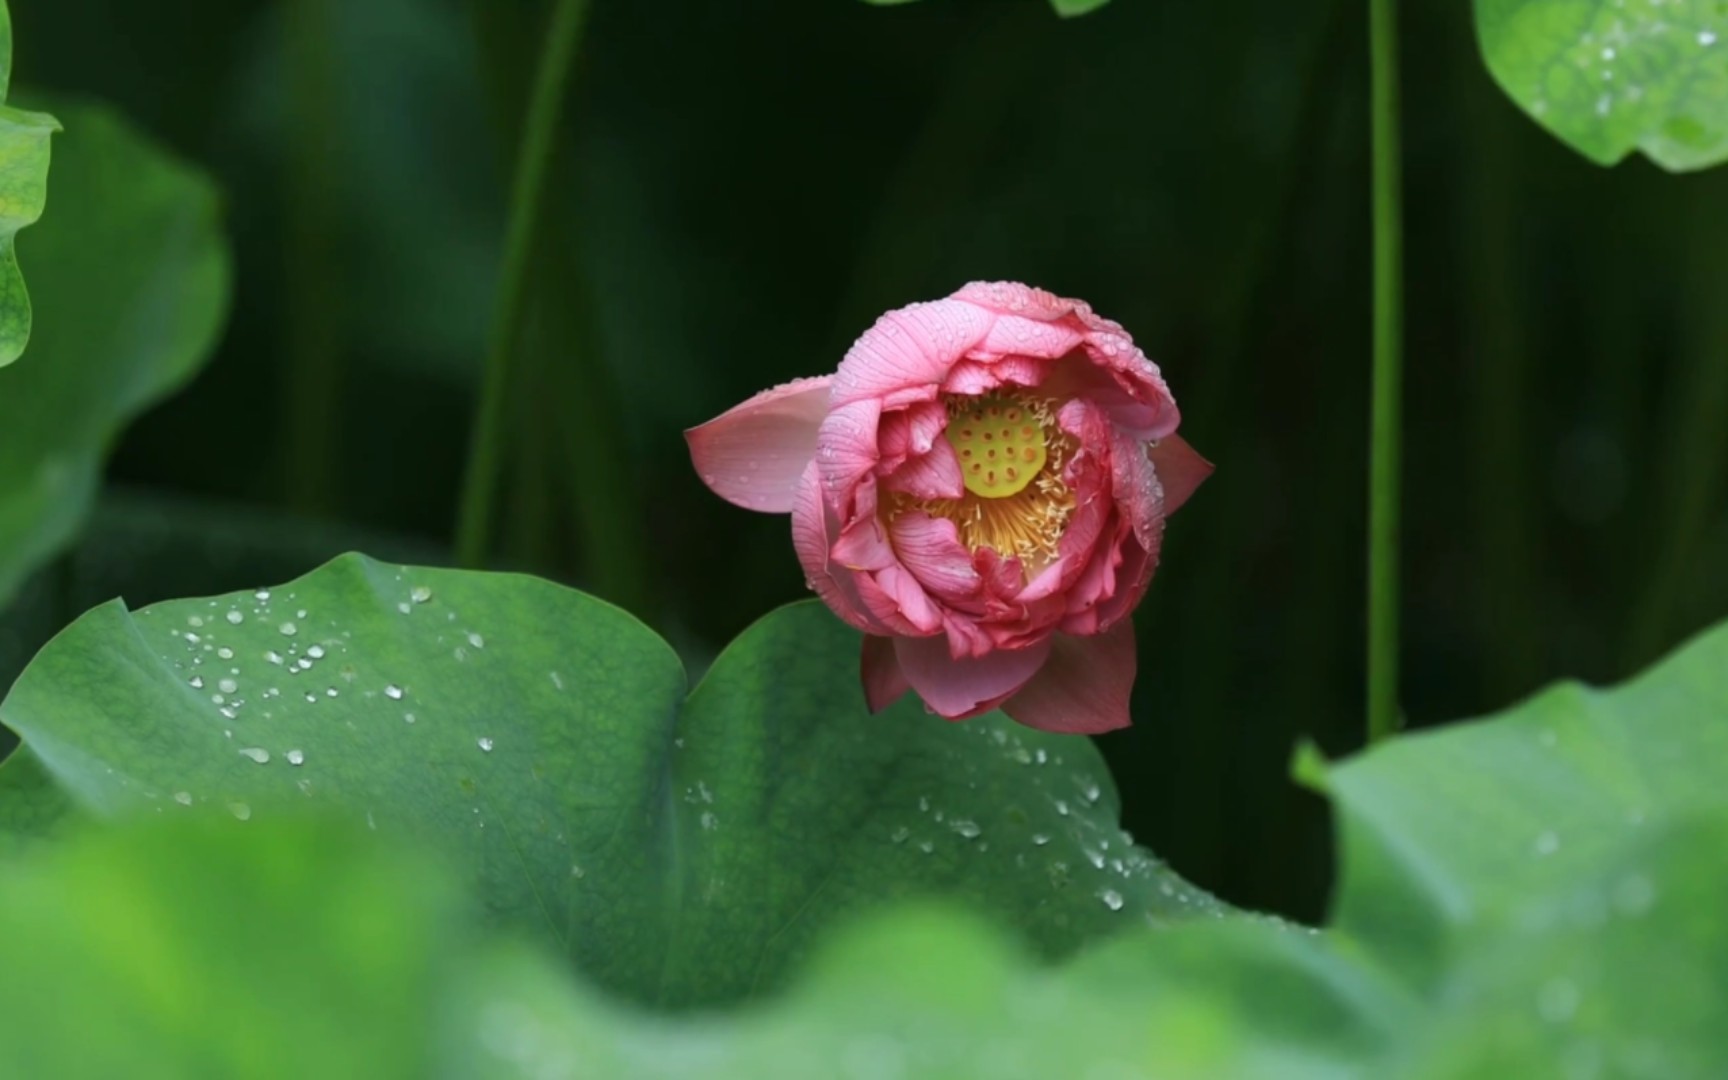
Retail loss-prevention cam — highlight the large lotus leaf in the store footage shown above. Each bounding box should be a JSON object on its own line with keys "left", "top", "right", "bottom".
{"left": 0, "top": 1, "right": 56, "bottom": 368}
{"left": 0, "top": 101, "right": 229, "bottom": 608}
{"left": 0, "top": 555, "right": 1218, "bottom": 1009}
{"left": 1476, "top": 0, "right": 1728, "bottom": 170}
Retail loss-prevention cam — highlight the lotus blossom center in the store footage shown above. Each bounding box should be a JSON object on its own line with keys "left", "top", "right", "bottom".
{"left": 887, "top": 391, "right": 1076, "bottom": 576}
{"left": 944, "top": 396, "right": 1047, "bottom": 499}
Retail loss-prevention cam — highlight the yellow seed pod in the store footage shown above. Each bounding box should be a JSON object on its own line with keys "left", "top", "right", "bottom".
{"left": 944, "top": 399, "right": 1047, "bottom": 499}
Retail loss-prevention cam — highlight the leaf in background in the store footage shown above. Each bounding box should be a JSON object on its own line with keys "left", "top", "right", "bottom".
{"left": 0, "top": 101, "right": 229, "bottom": 608}
{"left": 1476, "top": 0, "right": 1728, "bottom": 170}
{"left": 0, "top": 557, "right": 1220, "bottom": 1010}
{"left": 0, "top": 819, "right": 462, "bottom": 1078}
{"left": 0, "top": 2, "right": 58, "bottom": 367}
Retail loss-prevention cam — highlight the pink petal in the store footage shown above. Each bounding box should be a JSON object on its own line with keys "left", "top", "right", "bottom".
{"left": 1148, "top": 434, "right": 1213, "bottom": 516}
{"left": 860, "top": 635, "right": 909, "bottom": 712}
{"left": 817, "top": 398, "right": 884, "bottom": 516}
{"left": 832, "top": 299, "right": 993, "bottom": 406}
{"left": 791, "top": 462, "right": 891, "bottom": 635}
{"left": 977, "top": 315, "right": 1085, "bottom": 360}
{"left": 894, "top": 634, "right": 1052, "bottom": 720}
{"left": 951, "top": 281, "right": 1075, "bottom": 321}
{"left": 686, "top": 376, "right": 833, "bottom": 513}
{"left": 888, "top": 513, "right": 981, "bottom": 604}
{"left": 883, "top": 439, "right": 964, "bottom": 500}
{"left": 1002, "top": 621, "right": 1137, "bottom": 735}
{"left": 874, "top": 401, "right": 948, "bottom": 474}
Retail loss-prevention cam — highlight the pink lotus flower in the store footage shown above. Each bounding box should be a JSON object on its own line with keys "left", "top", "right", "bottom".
{"left": 687, "top": 282, "right": 1210, "bottom": 734}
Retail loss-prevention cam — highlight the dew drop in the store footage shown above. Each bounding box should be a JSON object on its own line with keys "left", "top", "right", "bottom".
{"left": 1534, "top": 830, "right": 1561, "bottom": 856}
{"left": 189, "top": 675, "right": 205, "bottom": 690}
{"left": 278, "top": 621, "right": 299, "bottom": 637}
{"left": 225, "top": 610, "right": 244, "bottom": 625}
{"left": 173, "top": 791, "right": 192, "bottom": 806}
{"left": 218, "top": 678, "right": 238, "bottom": 694}
{"left": 307, "top": 645, "right": 326, "bottom": 660}
{"left": 397, "top": 602, "right": 412, "bottom": 614}
{"left": 266, "top": 651, "right": 284, "bottom": 665}
{"left": 228, "top": 802, "right": 252, "bottom": 821}
{"left": 1031, "top": 833, "right": 1051, "bottom": 846}
{"left": 404, "top": 712, "right": 417, "bottom": 724}
{"left": 890, "top": 826, "right": 910, "bottom": 843}
{"left": 950, "top": 819, "right": 982, "bottom": 839}
{"left": 217, "top": 647, "right": 234, "bottom": 660}
{"left": 254, "top": 589, "right": 271, "bottom": 601}
{"left": 384, "top": 684, "right": 404, "bottom": 700}
{"left": 325, "top": 687, "right": 338, "bottom": 698}
{"left": 187, "top": 615, "right": 206, "bottom": 628}
{"left": 411, "top": 585, "right": 433, "bottom": 604}
{"left": 238, "top": 747, "right": 270, "bottom": 764}
{"left": 478, "top": 737, "right": 494, "bottom": 752}
{"left": 1703, "top": 30, "right": 1719, "bottom": 46}
{"left": 1098, "top": 888, "right": 1125, "bottom": 911}
{"left": 467, "top": 631, "right": 486, "bottom": 649}
{"left": 700, "top": 811, "right": 719, "bottom": 831}
{"left": 286, "top": 749, "right": 305, "bottom": 766}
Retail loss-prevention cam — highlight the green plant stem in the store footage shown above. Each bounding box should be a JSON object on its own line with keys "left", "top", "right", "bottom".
{"left": 282, "top": 0, "right": 343, "bottom": 515}
{"left": 1366, "top": 0, "right": 1403, "bottom": 745}
{"left": 455, "top": 0, "right": 590, "bottom": 569}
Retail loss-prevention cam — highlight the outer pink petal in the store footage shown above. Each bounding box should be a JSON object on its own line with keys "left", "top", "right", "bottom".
{"left": 686, "top": 376, "right": 834, "bottom": 513}
{"left": 893, "top": 634, "right": 1052, "bottom": 720}
{"left": 791, "top": 462, "right": 890, "bottom": 635}
{"left": 1002, "top": 620, "right": 1137, "bottom": 735}
{"left": 832, "top": 299, "right": 993, "bottom": 406}
{"left": 1148, "top": 434, "right": 1213, "bottom": 516}
{"left": 860, "top": 635, "right": 909, "bottom": 713}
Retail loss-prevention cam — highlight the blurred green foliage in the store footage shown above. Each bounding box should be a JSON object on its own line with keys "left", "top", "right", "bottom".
{"left": 2, "top": 0, "right": 1724, "bottom": 928}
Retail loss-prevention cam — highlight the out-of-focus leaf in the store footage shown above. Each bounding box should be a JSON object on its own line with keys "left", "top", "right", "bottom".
{"left": 0, "top": 101, "right": 228, "bottom": 608}
{"left": 1476, "top": 0, "right": 1728, "bottom": 170}
{"left": 0, "top": 1, "right": 58, "bottom": 367}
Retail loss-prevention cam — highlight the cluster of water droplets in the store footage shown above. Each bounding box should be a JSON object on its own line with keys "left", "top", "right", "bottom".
{"left": 149, "top": 569, "right": 510, "bottom": 823}
{"left": 876, "top": 721, "right": 1215, "bottom": 918}
{"left": 1533, "top": 6, "right": 1724, "bottom": 127}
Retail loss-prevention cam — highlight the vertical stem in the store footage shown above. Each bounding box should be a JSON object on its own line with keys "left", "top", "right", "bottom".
{"left": 282, "top": 0, "right": 343, "bottom": 515}
{"left": 455, "top": 0, "right": 590, "bottom": 568}
{"left": 1366, "top": 0, "right": 1403, "bottom": 744}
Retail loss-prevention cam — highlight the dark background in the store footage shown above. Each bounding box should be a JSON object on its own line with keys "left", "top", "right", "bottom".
{"left": 8, "top": 0, "right": 1726, "bottom": 921}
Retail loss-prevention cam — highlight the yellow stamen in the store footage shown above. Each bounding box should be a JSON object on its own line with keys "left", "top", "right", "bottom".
{"left": 891, "top": 392, "right": 1075, "bottom": 574}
